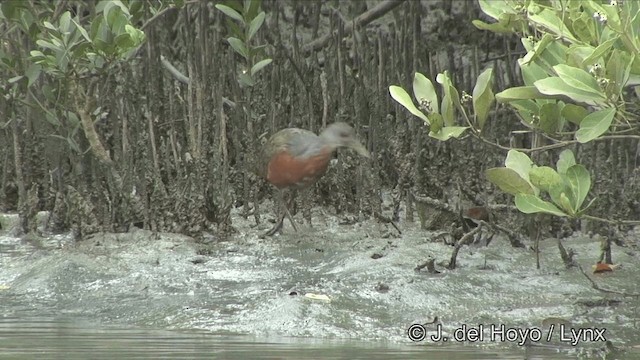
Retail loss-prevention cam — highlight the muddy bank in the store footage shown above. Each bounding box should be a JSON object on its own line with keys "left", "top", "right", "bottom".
{"left": 1, "top": 210, "right": 639, "bottom": 357}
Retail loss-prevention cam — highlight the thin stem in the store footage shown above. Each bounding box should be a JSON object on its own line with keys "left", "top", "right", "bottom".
{"left": 582, "top": 214, "right": 640, "bottom": 226}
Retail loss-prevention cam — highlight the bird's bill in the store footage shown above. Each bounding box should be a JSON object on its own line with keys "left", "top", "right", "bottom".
{"left": 348, "top": 140, "right": 370, "bottom": 158}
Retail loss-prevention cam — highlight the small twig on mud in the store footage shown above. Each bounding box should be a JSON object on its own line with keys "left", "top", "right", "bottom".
{"left": 412, "top": 194, "right": 525, "bottom": 248}
{"left": 415, "top": 258, "right": 440, "bottom": 274}
{"left": 374, "top": 212, "right": 402, "bottom": 235}
{"left": 578, "top": 265, "right": 640, "bottom": 297}
{"left": 423, "top": 316, "right": 439, "bottom": 326}
{"left": 483, "top": 221, "right": 526, "bottom": 248}
{"left": 557, "top": 239, "right": 576, "bottom": 268}
{"left": 447, "top": 224, "right": 483, "bottom": 270}
{"left": 582, "top": 214, "right": 640, "bottom": 226}
{"left": 411, "top": 193, "right": 457, "bottom": 215}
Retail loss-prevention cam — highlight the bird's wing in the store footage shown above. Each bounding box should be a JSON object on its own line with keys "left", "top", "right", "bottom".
{"left": 259, "top": 129, "right": 307, "bottom": 176}
{"left": 259, "top": 128, "right": 326, "bottom": 179}
{"left": 286, "top": 129, "right": 326, "bottom": 158}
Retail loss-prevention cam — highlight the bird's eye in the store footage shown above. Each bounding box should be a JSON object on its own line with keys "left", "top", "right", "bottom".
{"left": 340, "top": 132, "right": 349, "bottom": 138}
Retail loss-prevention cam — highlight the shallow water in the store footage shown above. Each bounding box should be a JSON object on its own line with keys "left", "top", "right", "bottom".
{"left": 0, "top": 315, "right": 578, "bottom": 360}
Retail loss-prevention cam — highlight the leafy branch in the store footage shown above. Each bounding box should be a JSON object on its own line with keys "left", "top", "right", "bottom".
{"left": 215, "top": 0, "right": 272, "bottom": 87}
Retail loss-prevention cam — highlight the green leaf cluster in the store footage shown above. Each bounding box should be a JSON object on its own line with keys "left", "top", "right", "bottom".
{"left": 388, "top": 68, "right": 494, "bottom": 140}
{"left": 486, "top": 149, "right": 594, "bottom": 217}
{"left": 0, "top": 1, "right": 148, "bottom": 78}
{"left": 0, "top": 0, "right": 157, "bottom": 152}
{"left": 215, "top": 0, "right": 272, "bottom": 87}
{"left": 476, "top": 0, "right": 640, "bottom": 143}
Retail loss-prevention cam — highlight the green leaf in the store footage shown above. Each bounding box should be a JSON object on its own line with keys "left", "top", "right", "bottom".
{"left": 440, "top": 93, "right": 453, "bottom": 126}
{"left": 1, "top": 1, "right": 24, "bottom": 20}
{"left": 565, "top": 164, "right": 591, "bottom": 210}
{"left": 556, "top": 149, "right": 576, "bottom": 175}
{"left": 125, "top": 24, "right": 145, "bottom": 44}
{"left": 428, "top": 126, "right": 468, "bottom": 141}
{"left": 436, "top": 71, "right": 461, "bottom": 125}
{"left": 477, "top": 0, "right": 514, "bottom": 20}
{"left": 110, "top": 10, "right": 128, "bottom": 34}
{"left": 527, "top": 7, "right": 578, "bottom": 42}
{"left": 389, "top": 86, "right": 429, "bottom": 123}
{"left": 618, "top": 54, "right": 635, "bottom": 93}
{"left": 72, "top": 19, "right": 91, "bottom": 42}
{"left": 504, "top": 150, "right": 533, "bottom": 184}
{"left": 561, "top": 104, "right": 588, "bottom": 125}
{"left": 59, "top": 11, "right": 71, "bottom": 33}
{"left": 472, "top": 19, "right": 513, "bottom": 34}
{"left": 238, "top": 72, "right": 255, "bottom": 87}
{"left": 511, "top": 99, "right": 538, "bottom": 124}
{"left": 600, "top": 4, "right": 623, "bottom": 32}
{"left": 100, "top": 0, "right": 118, "bottom": 25}
{"left": 472, "top": 67, "right": 494, "bottom": 130}
{"left": 558, "top": 192, "right": 576, "bottom": 216}
{"left": 226, "top": 18, "right": 244, "bottom": 40}
{"left": 109, "top": 0, "right": 130, "bottom": 17}
{"left": 486, "top": 167, "right": 535, "bottom": 196}
{"left": 36, "top": 39, "right": 63, "bottom": 52}
{"left": 115, "top": 33, "right": 134, "bottom": 50}
{"left": 25, "top": 64, "right": 41, "bottom": 87}
{"left": 90, "top": 15, "right": 104, "bottom": 41}
{"left": 245, "top": 0, "right": 262, "bottom": 20}
{"left": 413, "top": 72, "right": 438, "bottom": 114}
{"left": 567, "top": 45, "right": 595, "bottom": 68}
{"left": 42, "top": 84, "right": 56, "bottom": 102}
{"left": 571, "top": 13, "right": 596, "bottom": 43}
{"left": 247, "top": 11, "right": 265, "bottom": 41}
{"left": 583, "top": 37, "right": 617, "bottom": 66}
{"left": 250, "top": 58, "right": 272, "bottom": 76}
{"left": 553, "top": 64, "right": 603, "bottom": 97}
{"left": 579, "top": 197, "right": 597, "bottom": 215}
{"left": 45, "top": 112, "right": 61, "bottom": 127}
{"left": 515, "top": 194, "right": 568, "bottom": 217}
{"left": 428, "top": 112, "right": 443, "bottom": 134}
{"left": 538, "top": 102, "right": 561, "bottom": 134}
{"left": 227, "top": 37, "right": 248, "bottom": 59}
{"left": 215, "top": 4, "right": 244, "bottom": 23}
{"left": 534, "top": 77, "right": 606, "bottom": 104}
{"left": 29, "top": 49, "right": 45, "bottom": 61}
{"left": 607, "top": 50, "right": 635, "bottom": 94}
{"left": 8, "top": 75, "right": 24, "bottom": 84}
{"left": 575, "top": 107, "right": 616, "bottom": 143}
{"left": 66, "top": 111, "right": 79, "bottom": 126}
{"left": 43, "top": 21, "right": 57, "bottom": 31}
{"left": 519, "top": 58, "right": 549, "bottom": 85}
{"left": 495, "top": 86, "right": 551, "bottom": 102}
{"left": 548, "top": 181, "right": 569, "bottom": 209}
{"left": 521, "top": 34, "right": 555, "bottom": 66}
{"left": 529, "top": 165, "right": 563, "bottom": 193}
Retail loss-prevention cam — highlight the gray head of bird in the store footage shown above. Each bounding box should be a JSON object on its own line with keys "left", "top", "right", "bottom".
{"left": 319, "top": 122, "right": 370, "bottom": 158}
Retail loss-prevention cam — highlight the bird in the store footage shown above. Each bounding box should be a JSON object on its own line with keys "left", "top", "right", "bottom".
{"left": 462, "top": 206, "right": 490, "bottom": 229}
{"left": 258, "top": 122, "right": 370, "bottom": 236}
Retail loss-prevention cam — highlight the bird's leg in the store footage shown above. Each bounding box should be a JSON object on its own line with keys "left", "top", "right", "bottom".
{"left": 264, "top": 189, "right": 286, "bottom": 236}
{"left": 284, "top": 189, "right": 298, "bottom": 232}
{"left": 264, "top": 189, "right": 298, "bottom": 236}
{"left": 300, "top": 188, "right": 312, "bottom": 227}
